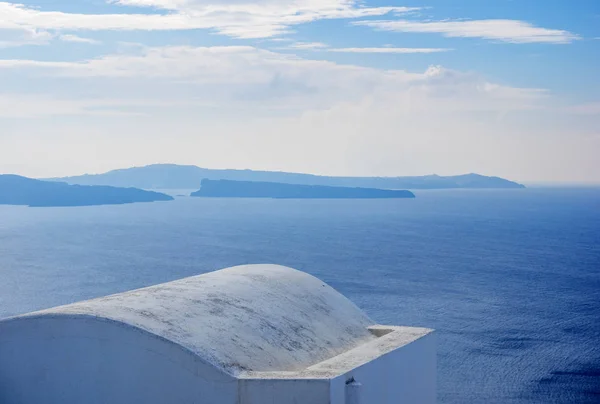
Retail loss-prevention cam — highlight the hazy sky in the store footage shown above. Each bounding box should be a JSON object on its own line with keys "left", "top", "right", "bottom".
{"left": 0, "top": 0, "right": 598, "bottom": 183}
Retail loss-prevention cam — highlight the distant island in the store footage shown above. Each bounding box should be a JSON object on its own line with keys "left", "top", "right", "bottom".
{"left": 0, "top": 175, "right": 173, "bottom": 207}
{"left": 48, "top": 164, "right": 526, "bottom": 190}
{"left": 191, "top": 179, "right": 416, "bottom": 199}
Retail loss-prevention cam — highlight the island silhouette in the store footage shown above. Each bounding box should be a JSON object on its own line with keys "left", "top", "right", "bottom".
{"left": 0, "top": 175, "right": 173, "bottom": 207}
{"left": 191, "top": 179, "right": 416, "bottom": 199}
{"left": 49, "top": 164, "right": 526, "bottom": 190}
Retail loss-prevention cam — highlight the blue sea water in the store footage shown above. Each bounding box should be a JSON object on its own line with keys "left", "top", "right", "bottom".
{"left": 0, "top": 188, "right": 599, "bottom": 403}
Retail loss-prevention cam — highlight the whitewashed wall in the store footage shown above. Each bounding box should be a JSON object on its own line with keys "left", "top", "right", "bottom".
{"left": 331, "top": 331, "right": 437, "bottom": 404}
{"left": 239, "top": 331, "right": 436, "bottom": 404}
{"left": 0, "top": 316, "right": 237, "bottom": 404}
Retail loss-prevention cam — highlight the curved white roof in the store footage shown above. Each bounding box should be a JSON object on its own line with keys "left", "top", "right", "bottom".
{"left": 17, "top": 265, "right": 377, "bottom": 376}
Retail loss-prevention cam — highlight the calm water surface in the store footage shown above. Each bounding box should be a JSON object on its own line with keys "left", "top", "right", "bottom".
{"left": 1, "top": 188, "right": 599, "bottom": 403}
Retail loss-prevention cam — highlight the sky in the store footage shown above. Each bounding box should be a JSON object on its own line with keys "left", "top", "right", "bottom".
{"left": 0, "top": 0, "right": 598, "bottom": 183}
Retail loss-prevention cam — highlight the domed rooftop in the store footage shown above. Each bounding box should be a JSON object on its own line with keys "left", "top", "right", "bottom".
{"left": 14, "top": 264, "right": 377, "bottom": 376}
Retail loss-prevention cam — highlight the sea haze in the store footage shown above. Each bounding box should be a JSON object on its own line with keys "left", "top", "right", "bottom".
{"left": 0, "top": 188, "right": 598, "bottom": 403}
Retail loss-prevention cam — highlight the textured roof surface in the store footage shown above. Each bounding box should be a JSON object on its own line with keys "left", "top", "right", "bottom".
{"left": 22, "top": 265, "right": 377, "bottom": 375}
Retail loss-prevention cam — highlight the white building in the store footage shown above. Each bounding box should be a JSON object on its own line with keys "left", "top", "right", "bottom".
{"left": 0, "top": 264, "right": 436, "bottom": 403}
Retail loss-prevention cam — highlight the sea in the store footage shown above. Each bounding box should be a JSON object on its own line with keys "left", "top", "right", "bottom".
{"left": 1, "top": 188, "right": 599, "bottom": 403}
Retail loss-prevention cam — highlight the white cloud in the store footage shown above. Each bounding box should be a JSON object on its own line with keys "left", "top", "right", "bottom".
{"left": 59, "top": 34, "right": 100, "bottom": 44}
{"left": 109, "top": 0, "right": 184, "bottom": 10}
{"left": 0, "top": 45, "right": 548, "bottom": 113}
{"left": 0, "top": 59, "right": 75, "bottom": 68}
{"left": 285, "top": 44, "right": 452, "bottom": 53}
{"left": 0, "top": 1, "right": 416, "bottom": 39}
{"left": 353, "top": 19, "right": 579, "bottom": 44}
{"left": 0, "top": 94, "right": 148, "bottom": 117}
{"left": 0, "top": 2, "right": 199, "bottom": 31}
{"left": 288, "top": 42, "right": 329, "bottom": 49}
{"left": 328, "top": 47, "right": 451, "bottom": 53}
{"left": 0, "top": 45, "right": 425, "bottom": 111}
{"left": 567, "top": 102, "right": 600, "bottom": 115}
{"left": 0, "top": 27, "right": 52, "bottom": 47}
{"left": 0, "top": 27, "right": 98, "bottom": 48}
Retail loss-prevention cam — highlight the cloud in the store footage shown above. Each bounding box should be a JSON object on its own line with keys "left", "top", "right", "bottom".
{"left": 567, "top": 102, "right": 600, "bottom": 115}
{"left": 0, "top": 45, "right": 423, "bottom": 110}
{"left": 328, "top": 47, "right": 451, "bottom": 53}
{"left": 0, "top": 27, "right": 98, "bottom": 47}
{"left": 288, "top": 42, "right": 329, "bottom": 49}
{"left": 285, "top": 44, "right": 452, "bottom": 53}
{"left": 0, "top": 1, "right": 416, "bottom": 39}
{"left": 109, "top": 0, "right": 183, "bottom": 10}
{"left": 0, "top": 59, "right": 74, "bottom": 68}
{"left": 0, "top": 45, "right": 548, "bottom": 114}
{"left": 0, "top": 94, "right": 148, "bottom": 117}
{"left": 353, "top": 19, "right": 579, "bottom": 44}
{"left": 59, "top": 34, "right": 100, "bottom": 44}
{"left": 0, "top": 27, "right": 52, "bottom": 47}
{"left": 0, "top": 2, "right": 201, "bottom": 31}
